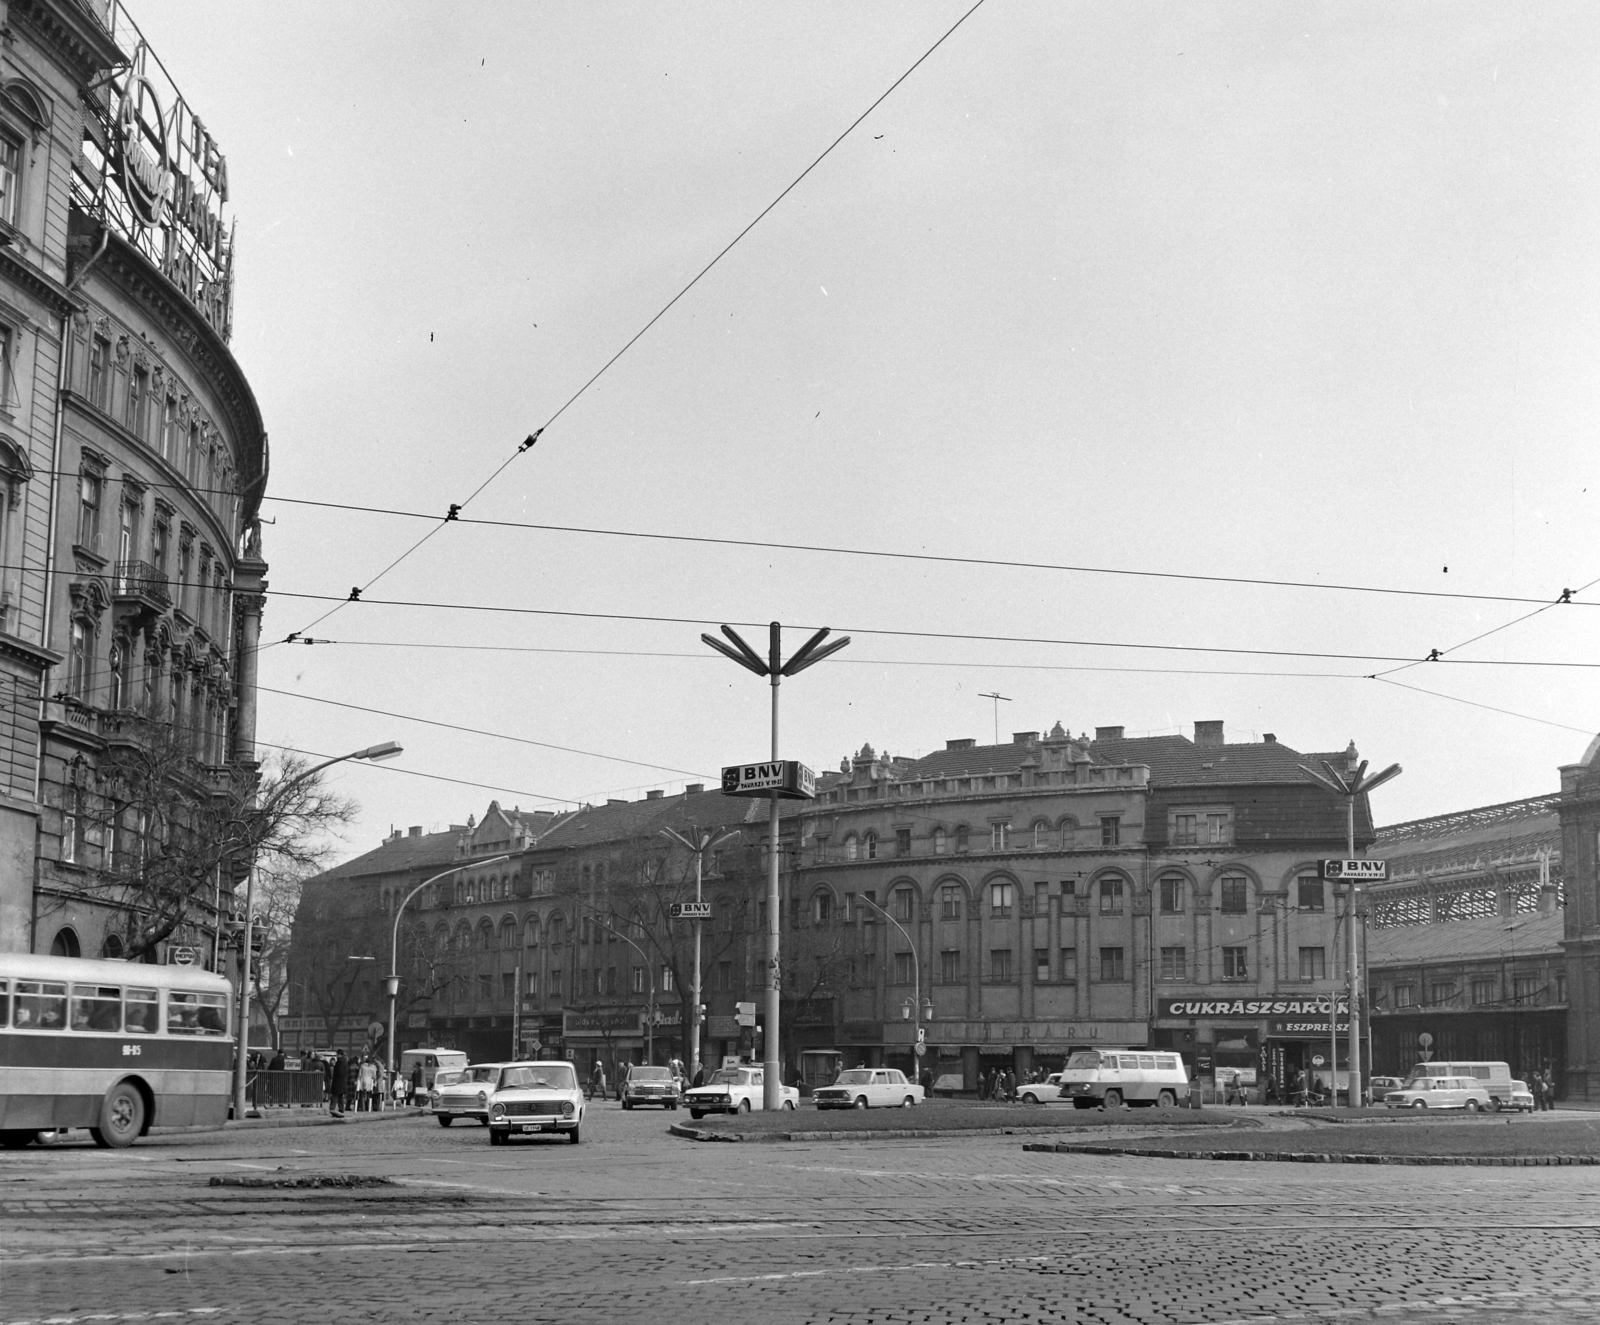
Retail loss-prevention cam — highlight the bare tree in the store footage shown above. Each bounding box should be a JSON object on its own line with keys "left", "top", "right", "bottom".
{"left": 73, "top": 721, "right": 356, "bottom": 961}
{"left": 250, "top": 864, "right": 307, "bottom": 1050}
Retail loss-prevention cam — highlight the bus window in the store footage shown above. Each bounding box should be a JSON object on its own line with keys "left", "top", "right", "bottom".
{"left": 124, "top": 988, "right": 159, "bottom": 1034}
{"left": 169, "top": 990, "right": 228, "bottom": 1035}
{"left": 1138, "top": 1055, "right": 1156, "bottom": 1070}
{"left": 13, "top": 981, "right": 67, "bottom": 1030}
{"left": 0, "top": 977, "right": 8, "bottom": 1028}
{"left": 71, "top": 985, "right": 123, "bottom": 1032}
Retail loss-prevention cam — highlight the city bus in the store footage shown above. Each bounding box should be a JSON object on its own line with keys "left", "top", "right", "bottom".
{"left": 0, "top": 952, "right": 233, "bottom": 1149}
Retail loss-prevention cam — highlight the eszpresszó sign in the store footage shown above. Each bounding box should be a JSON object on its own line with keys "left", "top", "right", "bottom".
{"left": 1160, "top": 998, "right": 1349, "bottom": 1019}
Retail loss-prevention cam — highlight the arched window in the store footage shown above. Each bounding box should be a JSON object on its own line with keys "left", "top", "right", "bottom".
{"left": 476, "top": 918, "right": 495, "bottom": 951}
{"left": 844, "top": 835, "right": 859, "bottom": 862}
{"left": 892, "top": 885, "right": 915, "bottom": 923}
{"left": 549, "top": 915, "right": 564, "bottom": 947}
{"left": 954, "top": 825, "right": 970, "bottom": 853}
{"left": 864, "top": 832, "right": 878, "bottom": 860}
{"left": 939, "top": 883, "right": 962, "bottom": 920}
{"left": 1032, "top": 820, "right": 1049, "bottom": 848}
{"left": 100, "top": 932, "right": 124, "bottom": 959}
{"left": 933, "top": 828, "right": 947, "bottom": 855}
{"left": 812, "top": 890, "right": 833, "bottom": 925}
{"left": 524, "top": 916, "right": 540, "bottom": 948}
{"left": 1159, "top": 874, "right": 1186, "bottom": 914}
{"left": 453, "top": 921, "right": 472, "bottom": 953}
{"left": 50, "top": 926, "right": 80, "bottom": 958}
{"left": 499, "top": 917, "right": 517, "bottom": 950}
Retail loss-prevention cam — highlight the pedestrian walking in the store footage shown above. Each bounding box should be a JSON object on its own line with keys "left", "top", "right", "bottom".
{"left": 410, "top": 1062, "right": 424, "bottom": 1106}
{"left": 1002, "top": 1069, "right": 1016, "bottom": 1103}
{"left": 329, "top": 1049, "right": 349, "bottom": 1118}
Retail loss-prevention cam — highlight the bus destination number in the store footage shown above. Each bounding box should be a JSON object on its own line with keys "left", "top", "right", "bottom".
{"left": 121, "top": 1044, "right": 142, "bottom": 1056}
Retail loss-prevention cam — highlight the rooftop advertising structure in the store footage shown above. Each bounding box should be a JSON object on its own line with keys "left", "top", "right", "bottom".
{"left": 74, "top": 1, "right": 235, "bottom": 342}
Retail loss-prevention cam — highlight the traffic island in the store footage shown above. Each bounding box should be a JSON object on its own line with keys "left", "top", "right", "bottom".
{"left": 669, "top": 1103, "right": 1256, "bottom": 1143}
{"left": 1022, "top": 1114, "right": 1600, "bottom": 1165}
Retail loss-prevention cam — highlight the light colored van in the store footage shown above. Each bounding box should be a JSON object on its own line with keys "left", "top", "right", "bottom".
{"left": 1059, "top": 1048, "right": 1190, "bottom": 1109}
{"left": 1403, "top": 1061, "right": 1514, "bottom": 1111}
{"left": 400, "top": 1048, "right": 468, "bottom": 1093}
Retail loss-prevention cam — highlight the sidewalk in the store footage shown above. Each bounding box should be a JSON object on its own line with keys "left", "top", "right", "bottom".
{"left": 218, "top": 1105, "right": 427, "bottom": 1132}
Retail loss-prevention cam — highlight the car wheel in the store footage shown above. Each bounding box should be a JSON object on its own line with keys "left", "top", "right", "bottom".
{"left": 1102, "top": 1090, "right": 1123, "bottom": 1110}
{"left": 1464, "top": 1099, "right": 1479, "bottom": 1113}
{"left": 0, "top": 1130, "right": 37, "bottom": 1150}
{"left": 1412, "top": 1100, "right": 1427, "bottom": 1109}
{"left": 1021, "top": 1092, "right": 1040, "bottom": 1105}
{"left": 784, "top": 1099, "right": 796, "bottom": 1110}
{"left": 569, "top": 1123, "right": 581, "bottom": 1145}
{"left": 89, "top": 1080, "right": 146, "bottom": 1149}
{"left": 1490, "top": 1097, "right": 1503, "bottom": 1112}
{"left": 437, "top": 1115, "right": 453, "bottom": 1127}
{"left": 622, "top": 1100, "right": 633, "bottom": 1111}
{"left": 737, "top": 1099, "right": 751, "bottom": 1114}
{"left": 1157, "top": 1090, "right": 1176, "bottom": 1109}
{"left": 854, "top": 1096, "right": 868, "bottom": 1110}
{"left": 489, "top": 1129, "right": 504, "bottom": 1146}
{"left": 690, "top": 1110, "right": 703, "bottom": 1120}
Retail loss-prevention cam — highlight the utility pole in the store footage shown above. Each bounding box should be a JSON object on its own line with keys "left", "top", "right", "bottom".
{"left": 1300, "top": 754, "right": 1401, "bottom": 1108}
{"left": 979, "top": 692, "right": 1010, "bottom": 746}
{"left": 702, "top": 621, "right": 849, "bottom": 1110}
{"left": 661, "top": 824, "right": 739, "bottom": 1083}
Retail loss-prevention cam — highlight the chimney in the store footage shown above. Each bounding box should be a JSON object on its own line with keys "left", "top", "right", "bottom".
{"left": 1194, "top": 721, "right": 1225, "bottom": 747}
{"left": 408, "top": 825, "right": 423, "bottom": 838}
{"left": 607, "top": 798, "right": 627, "bottom": 806}
{"left": 1095, "top": 726, "right": 1124, "bottom": 741}
{"left": 646, "top": 789, "right": 664, "bottom": 800}
{"left": 685, "top": 783, "right": 704, "bottom": 795}
{"left": 1012, "top": 731, "right": 1039, "bottom": 746}
{"left": 1263, "top": 733, "right": 1276, "bottom": 744}
{"left": 946, "top": 738, "right": 975, "bottom": 751}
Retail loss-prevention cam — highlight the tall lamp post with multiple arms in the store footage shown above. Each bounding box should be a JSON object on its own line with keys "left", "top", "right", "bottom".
{"left": 660, "top": 825, "right": 740, "bottom": 1083}
{"left": 1298, "top": 755, "right": 1401, "bottom": 1108}
{"left": 234, "top": 740, "right": 403, "bottom": 1122}
{"left": 702, "top": 622, "right": 850, "bottom": 1110}
{"left": 385, "top": 853, "right": 512, "bottom": 1099}
{"left": 855, "top": 893, "right": 932, "bottom": 1066}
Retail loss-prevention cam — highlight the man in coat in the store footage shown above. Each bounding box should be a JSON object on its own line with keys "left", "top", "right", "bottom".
{"left": 329, "top": 1049, "right": 350, "bottom": 1118}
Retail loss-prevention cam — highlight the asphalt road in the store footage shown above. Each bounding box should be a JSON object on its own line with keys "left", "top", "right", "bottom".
{"left": 4, "top": 1103, "right": 1600, "bottom": 1325}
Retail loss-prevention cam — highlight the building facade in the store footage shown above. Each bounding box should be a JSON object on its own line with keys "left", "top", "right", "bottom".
{"left": 1559, "top": 735, "right": 1600, "bottom": 1100}
{"left": 0, "top": 1, "right": 267, "bottom": 960}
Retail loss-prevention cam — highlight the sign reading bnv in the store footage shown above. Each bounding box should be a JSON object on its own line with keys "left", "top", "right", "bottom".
{"left": 670, "top": 901, "right": 712, "bottom": 920}
{"left": 1320, "top": 859, "right": 1388, "bottom": 881}
{"left": 721, "top": 759, "right": 816, "bottom": 800}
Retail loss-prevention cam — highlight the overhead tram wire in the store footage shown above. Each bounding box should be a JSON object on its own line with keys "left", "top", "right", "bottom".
{"left": 259, "top": 587, "right": 1600, "bottom": 669}
{"left": 259, "top": 495, "right": 1600, "bottom": 613}
{"left": 1370, "top": 677, "right": 1597, "bottom": 739}
{"left": 254, "top": 739, "right": 578, "bottom": 806}
{"left": 270, "top": 0, "right": 992, "bottom": 649}
{"left": 257, "top": 684, "right": 716, "bottom": 781}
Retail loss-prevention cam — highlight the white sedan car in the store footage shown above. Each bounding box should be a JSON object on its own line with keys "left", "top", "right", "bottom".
{"left": 1017, "top": 1073, "right": 1069, "bottom": 1106}
{"left": 432, "top": 1062, "right": 517, "bottom": 1126}
{"left": 812, "top": 1067, "right": 925, "bottom": 1110}
{"left": 684, "top": 1066, "right": 798, "bottom": 1117}
{"left": 488, "top": 1061, "right": 586, "bottom": 1145}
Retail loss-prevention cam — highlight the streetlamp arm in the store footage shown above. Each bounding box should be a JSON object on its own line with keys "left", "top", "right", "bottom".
{"left": 854, "top": 893, "right": 919, "bottom": 1007}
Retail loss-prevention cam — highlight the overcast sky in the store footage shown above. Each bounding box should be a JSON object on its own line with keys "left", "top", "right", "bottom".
{"left": 134, "top": 2, "right": 1599, "bottom": 856}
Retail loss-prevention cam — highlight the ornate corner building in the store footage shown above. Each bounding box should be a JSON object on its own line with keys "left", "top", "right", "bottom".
{"left": 0, "top": 1, "right": 266, "bottom": 959}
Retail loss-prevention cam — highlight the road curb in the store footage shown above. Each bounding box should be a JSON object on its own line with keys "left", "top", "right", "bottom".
{"left": 667, "top": 1121, "right": 1257, "bottom": 1144}
{"left": 1023, "top": 1141, "right": 1600, "bottom": 1166}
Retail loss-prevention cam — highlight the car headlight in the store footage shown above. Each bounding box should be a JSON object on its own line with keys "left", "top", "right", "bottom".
{"left": 491, "top": 1104, "right": 505, "bottom": 1121}
{"left": 562, "top": 1101, "right": 575, "bottom": 1117}
{"left": 429, "top": 1091, "right": 440, "bottom": 1104}
{"left": 478, "top": 1091, "right": 488, "bottom": 1105}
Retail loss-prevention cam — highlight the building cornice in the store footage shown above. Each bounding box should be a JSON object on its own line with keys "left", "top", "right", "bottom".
{"left": 11, "top": 0, "right": 124, "bottom": 85}
{"left": 0, "top": 628, "right": 62, "bottom": 671}
{"left": 0, "top": 248, "right": 81, "bottom": 319}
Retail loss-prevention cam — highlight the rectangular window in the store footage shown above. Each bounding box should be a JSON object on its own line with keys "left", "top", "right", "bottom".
{"left": 933, "top": 828, "right": 947, "bottom": 855}
{"left": 124, "top": 987, "right": 158, "bottom": 1034}
{"left": 955, "top": 826, "right": 969, "bottom": 853}
{"left": 549, "top": 968, "right": 562, "bottom": 995}
{"left": 68, "top": 618, "right": 93, "bottom": 697}
{"left": 1035, "top": 948, "right": 1050, "bottom": 982}
{"left": 605, "top": 967, "right": 617, "bottom": 995}
{"left": 89, "top": 338, "right": 109, "bottom": 410}
{"left": 661, "top": 966, "right": 674, "bottom": 993}
{"left": 1429, "top": 981, "right": 1456, "bottom": 1005}
{"left": 1159, "top": 876, "right": 1184, "bottom": 913}
{"left": 1513, "top": 975, "right": 1540, "bottom": 1003}
{"left": 0, "top": 133, "right": 19, "bottom": 228}
{"left": 1394, "top": 984, "right": 1413, "bottom": 1008}
{"left": 1160, "top": 946, "right": 1186, "bottom": 980}
{"left": 77, "top": 470, "right": 101, "bottom": 549}
{"left": 718, "top": 961, "right": 732, "bottom": 992}
{"left": 990, "top": 881, "right": 1013, "bottom": 918}
{"left": 1099, "top": 947, "right": 1125, "bottom": 982}
{"left": 896, "top": 828, "right": 912, "bottom": 857}
{"left": 526, "top": 973, "right": 538, "bottom": 997}
{"left": 1297, "top": 947, "right": 1325, "bottom": 981}
{"left": 1470, "top": 978, "right": 1495, "bottom": 1006}
{"left": 940, "top": 949, "right": 961, "bottom": 983}
{"left": 1172, "top": 814, "right": 1196, "bottom": 845}
{"left": 892, "top": 887, "right": 914, "bottom": 923}
{"left": 1100, "top": 816, "right": 1121, "bottom": 847}
{"left": 1207, "top": 813, "right": 1229, "bottom": 844}
{"left": 893, "top": 952, "right": 913, "bottom": 985}
{"left": 940, "top": 885, "right": 961, "bottom": 920}
{"left": 989, "top": 948, "right": 1013, "bottom": 982}
{"left": 501, "top": 972, "right": 515, "bottom": 1001}
{"left": 1034, "top": 881, "right": 1049, "bottom": 913}
{"left": 1223, "top": 946, "right": 1249, "bottom": 980}
{"left": 1060, "top": 879, "right": 1075, "bottom": 897}
{"left": 1219, "top": 876, "right": 1249, "bottom": 913}
{"left": 990, "top": 823, "right": 1008, "bottom": 851}
{"left": 1060, "top": 948, "right": 1077, "bottom": 981}
{"left": 127, "top": 367, "right": 148, "bottom": 435}
{"left": 813, "top": 892, "right": 832, "bottom": 925}
{"left": 1098, "top": 877, "right": 1122, "bottom": 914}
{"left": 1297, "top": 877, "right": 1325, "bottom": 912}
{"left": 70, "top": 983, "right": 122, "bottom": 1033}
{"left": 631, "top": 965, "right": 645, "bottom": 994}
{"left": 577, "top": 967, "right": 588, "bottom": 994}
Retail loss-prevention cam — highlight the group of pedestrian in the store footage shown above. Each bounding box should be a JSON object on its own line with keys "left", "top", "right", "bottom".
{"left": 322, "top": 1049, "right": 392, "bottom": 1118}
{"left": 1532, "top": 1067, "right": 1557, "bottom": 1110}
{"left": 979, "top": 1067, "right": 1019, "bottom": 1102}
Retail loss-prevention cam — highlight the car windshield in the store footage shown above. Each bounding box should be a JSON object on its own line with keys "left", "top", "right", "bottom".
{"left": 835, "top": 1070, "right": 874, "bottom": 1085}
{"left": 434, "top": 1070, "right": 463, "bottom": 1087}
{"left": 631, "top": 1067, "right": 672, "bottom": 1081}
{"left": 708, "top": 1070, "right": 742, "bottom": 1085}
{"left": 500, "top": 1065, "right": 577, "bottom": 1091}
{"left": 464, "top": 1066, "right": 502, "bottom": 1083}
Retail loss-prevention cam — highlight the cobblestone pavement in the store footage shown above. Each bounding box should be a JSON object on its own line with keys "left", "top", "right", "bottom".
{"left": 4, "top": 1106, "right": 1600, "bottom": 1324}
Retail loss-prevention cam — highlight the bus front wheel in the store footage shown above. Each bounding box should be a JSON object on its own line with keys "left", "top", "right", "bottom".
{"left": 91, "top": 1080, "right": 146, "bottom": 1149}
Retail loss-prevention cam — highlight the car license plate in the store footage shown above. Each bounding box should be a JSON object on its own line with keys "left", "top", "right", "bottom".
{"left": 518, "top": 1124, "right": 537, "bottom": 1133}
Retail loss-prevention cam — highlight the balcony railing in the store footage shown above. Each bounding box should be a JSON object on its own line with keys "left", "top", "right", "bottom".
{"left": 113, "top": 559, "right": 171, "bottom": 606}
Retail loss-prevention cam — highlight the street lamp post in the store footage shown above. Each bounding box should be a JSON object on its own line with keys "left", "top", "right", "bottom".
{"left": 701, "top": 621, "right": 849, "bottom": 1111}
{"left": 1299, "top": 754, "right": 1401, "bottom": 1108}
{"left": 386, "top": 853, "right": 511, "bottom": 1102}
{"left": 660, "top": 825, "right": 739, "bottom": 1082}
{"left": 233, "top": 740, "right": 402, "bottom": 1123}
{"left": 855, "top": 893, "right": 932, "bottom": 1068}
{"left": 591, "top": 914, "right": 659, "bottom": 1063}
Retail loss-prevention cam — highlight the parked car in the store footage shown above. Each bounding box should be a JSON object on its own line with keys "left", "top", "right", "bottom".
{"left": 812, "top": 1068, "right": 925, "bottom": 1110}
{"left": 1382, "top": 1075, "right": 1492, "bottom": 1111}
{"left": 432, "top": 1062, "right": 516, "bottom": 1126}
{"left": 1367, "top": 1076, "right": 1404, "bottom": 1104}
{"left": 684, "top": 1065, "right": 798, "bottom": 1117}
{"left": 1018, "top": 1073, "right": 1069, "bottom": 1106}
{"left": 1402, "top": 1061, "right": 1514, "bottom": 1111}
{"left": 487, "top": 1061, "right": 586, "bottom": 1145}
{"left": 1505, "top": 1079, "right": 1536, "bottom": 1112}
{"left": 621, "top": 1065, "right": 681, "bottom": 1110}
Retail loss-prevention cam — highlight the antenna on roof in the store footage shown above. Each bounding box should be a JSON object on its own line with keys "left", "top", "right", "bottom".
{"left": 978, "top": 693, "right": 1011, "bottom": 745}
